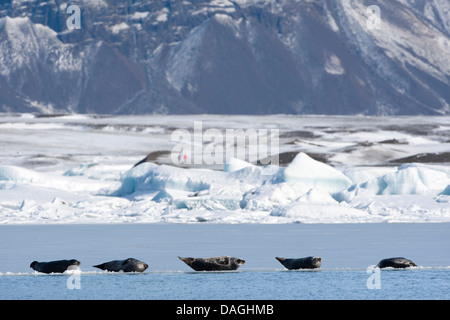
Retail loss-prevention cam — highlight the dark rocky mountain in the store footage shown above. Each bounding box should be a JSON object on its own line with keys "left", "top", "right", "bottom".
{"left": 0, "top": 0, "right": 449, "bottom": 115}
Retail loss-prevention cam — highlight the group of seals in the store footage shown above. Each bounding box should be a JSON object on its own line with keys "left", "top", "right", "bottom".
{"left": 177, "top": 255, "right": 322, "bottom": 272}
{"left": 274, "top": 256, "right": 418, "bottom": 270}
{"left": 30, "top": 256, "right": 418, "bottom": 274}
{"left": 30, "top": 258, "right": 148, "bottom": 274}
{"left": 179, "top": 255, "right": 417, "bottom": 271}
{"left": 275, "top": 256, "right": 417, "bottom": 270}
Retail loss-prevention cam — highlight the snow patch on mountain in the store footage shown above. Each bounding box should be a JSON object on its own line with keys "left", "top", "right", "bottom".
{"left": 165, "top": 21, "right": 208, "bottom": 93}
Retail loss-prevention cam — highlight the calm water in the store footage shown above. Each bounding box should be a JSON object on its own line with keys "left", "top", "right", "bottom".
{"left": 0, "top": 223, "right": 449, "bottom": 300}
{"left": 1, "top": 268, "right": 449, "bottom": 300}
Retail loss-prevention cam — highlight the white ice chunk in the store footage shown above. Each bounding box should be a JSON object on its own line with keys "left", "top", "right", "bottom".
{"left": 112, "top": 162, "right": 225, "bottom": 196}
{"left": 282, "top": 153, "right": 352, "bottom": 193}
{"left": 223, "top": 157, "right": 255, "bottom": 172}
{"left": 358, "top": 164, "right": 450, "bottom": 196}
{"left": 442, "top": 185, "right": 450, "bottom": 195}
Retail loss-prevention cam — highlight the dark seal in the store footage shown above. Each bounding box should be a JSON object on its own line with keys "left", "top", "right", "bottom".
{"left": 30, "top": 259, "right": 81, "bottom": 274}
{"left": 178, "top": 256, "right": 246, "bottom": 271}
{"left": 93, "top": 258, "right": 148, "bottom": 272}
{"left": 276, "top": 256, "right": 322, "bottom": 270}
{"left": 377, "top": 257, "right": 417, "bottom": 269}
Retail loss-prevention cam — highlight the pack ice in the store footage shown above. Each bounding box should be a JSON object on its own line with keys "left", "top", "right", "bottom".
{"left": 0, "top": 152, "right": 449, "bottom": 224}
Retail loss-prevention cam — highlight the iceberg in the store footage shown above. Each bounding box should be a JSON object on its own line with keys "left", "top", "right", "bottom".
{"left": 282, "top": 153, "right": 352, "bottom": 193}
{"left": 340, "top": 163, "right": 450, "bottom": 198}
{"left": 112, "top": 163, "right": 224, "bottom": 196}
{"left": 223, "top": 157, "right": 255, "bottom": 172}
{"left": 0, "top": 165, "right": 106, "bottom": 193}
{"left": 442, "top": 185, "right": 450, "bottom": 196}
{"left": 375, "top": 164, "right": 449, "bottom": 195}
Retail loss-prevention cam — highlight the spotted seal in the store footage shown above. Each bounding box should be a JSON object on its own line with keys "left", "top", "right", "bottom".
{"left": 178, "top": 256, "right": 245, "bottom": 271}
{"left": 276, "top": 256, "right": 322, "bottom": 270}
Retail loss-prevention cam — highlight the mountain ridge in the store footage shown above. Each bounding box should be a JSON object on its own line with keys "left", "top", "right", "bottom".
{"left": 0, "top": 0, "right": 449, "bottom": 115}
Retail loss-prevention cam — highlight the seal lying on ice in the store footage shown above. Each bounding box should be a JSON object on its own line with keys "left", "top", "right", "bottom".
{"left": 376, "top": 257, "right": 417, "bottom": 269}
{"left": 275, "top": 256, "right": 322, "bottom": 270}
{"left": 30, "top": 259, "right": 81, "bottom": 274}
{"left": 178, "top": 256, "right": 245, "bottom": 271}
{"left": 93, "top": 258, "right": 148, "bottom": 272}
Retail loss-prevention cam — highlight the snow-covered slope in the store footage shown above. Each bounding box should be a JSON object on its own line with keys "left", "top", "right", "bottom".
{"left": 0, "top": 0, "right": 449, "bottom": 115}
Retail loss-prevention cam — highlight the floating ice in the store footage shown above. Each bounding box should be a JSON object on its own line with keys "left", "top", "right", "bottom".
{"left": 223, "top": 157, "right": 255, "bottom": 172}
{"left": 112, "top": 163, "right": 221, "bottom": 196}
{"left": 282, "top": 153, "right": 352, "bottom": 193}
{"left": 337, "top": 163, "right": 450, "bottom": 201}
{"left": 1, "top": 136, "right": 450, "bottom": 224}
{"left": 442, "top": 185, "right": 450, "bottom": 196}
{"left": 0, "top": 165, "right": 109, "bottom": 193}
{"left": 374, "top": 164, "right": 450, "bottom": 195}
{"left": 100, "top": 152, "right": 450, "bottom": 223}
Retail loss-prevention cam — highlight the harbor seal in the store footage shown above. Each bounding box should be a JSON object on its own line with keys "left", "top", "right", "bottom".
{"left": 30, "top": 259, "right": 81, "bottom": 274}
{"left": 276, "top": 256, "right": 322, "bottom": 270}
{"left": 178, "top": 256, "right": 245, "bottom": 271}
{"left": 377, "top": 257, "right": 417, "bottom": 269}
{"left": 93, "top": 258, "right": 148, "bottom": 272}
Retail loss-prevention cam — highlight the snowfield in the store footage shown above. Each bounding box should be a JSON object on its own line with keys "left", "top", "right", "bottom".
{"left": 0, "top": 114, "right": 449, "bottom": 224}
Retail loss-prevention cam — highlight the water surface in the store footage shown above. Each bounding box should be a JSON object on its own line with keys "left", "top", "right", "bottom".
{"left": 0, "top": 223, "right": 449, "bottom": 300}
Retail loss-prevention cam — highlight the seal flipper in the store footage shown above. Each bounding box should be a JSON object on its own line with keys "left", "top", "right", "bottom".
{"left": 93, "top": 263, "right": 107, "bottom": 270}
{"left": 178, "top": 256, "right": 194, "bottom": 264}
{"left": 121, "top": 258, "right": 134, "bottom": 272}
{"left": 275, "top": 257, "right": 288, "bottom": 268}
